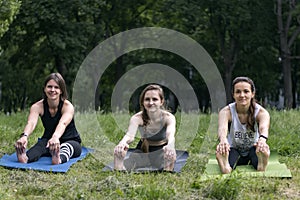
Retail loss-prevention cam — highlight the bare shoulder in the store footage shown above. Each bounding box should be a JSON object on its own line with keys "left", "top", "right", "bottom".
{"left": 30, "top": 100, "right": 44, "bottom": 114}
{"left": 130, "top": 111, "right": 143, "bottom": 125}
{"left": 219, "top": 105, "right": 231, "bottom": 121}
{"left": 32, "top": 99, "right": 43, "bottom": 108}
{"left": 162, "top": 110, "right": 176, "bottom": 123}
{"left": 257, "top": 105, "right": 270, "bottom": 120}
{"left": 63, "top": 99, "right": 74, "bottom": 109}
{"left": 219, "top": 105, "right": 231, "bottom": 116}
{"left": 63, "top": 99, "right": 73, "bottom": 107}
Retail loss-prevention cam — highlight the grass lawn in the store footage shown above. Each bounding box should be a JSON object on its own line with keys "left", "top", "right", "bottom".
{"left": 0, "top": 110, "right": 299, "bottom": 200}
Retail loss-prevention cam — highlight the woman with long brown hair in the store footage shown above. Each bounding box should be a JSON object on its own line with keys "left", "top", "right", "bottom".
{"left": 216, "top": 77, "right": 270, "bottom": 173}
{"left": 114, "top": 84, "right": 176, "bottom": 171}
{"left": 15, "top": 73, "right": 82, "bottom": 165}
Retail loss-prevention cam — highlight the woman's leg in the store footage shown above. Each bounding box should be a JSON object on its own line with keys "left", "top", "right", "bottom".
{"left": 255, "top": 145, "right": 270, "bottom": 171}
{"left": 216, "top": 148, "right": 233, "bottom": 174}
{"left": 52, "top": 140, "right": 82, "bottom": 164}
{"left": 123, "top": 149, "right": 146, "bottom": 170}
{"left": 248, "top": 146, "right": 259, "bottom": 169}
{"left": 228, "top": 148, "right": 241, "bottom": 169}
{"left": 25, "top": 139, "right": 49, "bottom": 163}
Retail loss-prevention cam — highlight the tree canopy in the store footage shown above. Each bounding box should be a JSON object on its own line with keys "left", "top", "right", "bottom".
{"left": 1, "top": 0, "right": 300, "bottom": 113}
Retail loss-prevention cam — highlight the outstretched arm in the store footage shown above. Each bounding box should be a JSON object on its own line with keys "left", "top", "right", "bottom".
{"left": 216, "top": 106, "right": 231, "bottom": 154}
{"left": 163, "top": 112, "right": 176, "bottom": 163}
{"left": 164, "top": 112, "right": 176, "bottom": 149}
{"left": 47, "top": 100, "right": 74, "bottom": 151}
{"left": 114, "top": 114, "right": 141, "bottom": 156}
{"left": 15, "top": 101, "right": 42, "bottom": 153}
{"left": 255, "top": 107, "right": 270, "bottom": 153}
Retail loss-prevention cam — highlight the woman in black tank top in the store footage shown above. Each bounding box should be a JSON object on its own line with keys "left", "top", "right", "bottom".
{"left": 15, "top": 73, "right": 82, "bottom": 164}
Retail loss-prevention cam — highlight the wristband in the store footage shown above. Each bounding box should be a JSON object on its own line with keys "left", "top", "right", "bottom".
{"left": 259, "top": 135, "right": 268, "bottom": 141}
{"left": 20, "top": 133, "right": 28, "bottom": 137}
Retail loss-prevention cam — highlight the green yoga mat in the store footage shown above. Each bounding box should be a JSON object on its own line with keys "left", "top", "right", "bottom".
{"left": 202, "top": 151, "right": 292, "bottom": 180}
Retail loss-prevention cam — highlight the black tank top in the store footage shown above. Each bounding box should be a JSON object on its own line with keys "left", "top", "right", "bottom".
{"left": 41, "top": 100, "right": 81, "bottom": 143}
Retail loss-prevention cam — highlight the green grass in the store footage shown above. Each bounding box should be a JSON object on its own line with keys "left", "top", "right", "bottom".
{"left": 0, "top": 110, "right": 299, "bottom": 199}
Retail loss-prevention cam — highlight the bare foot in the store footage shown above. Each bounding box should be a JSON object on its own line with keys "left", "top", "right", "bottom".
{"left": 164, "top": 161, "right": 175, "bottom": 171}
{"left": 50, "top": 148, "right": 61, "bottom": 165}
{"left": 163, "top": 150, "right": 176, "bottom": 171}
{"left": 114, "top": 156, "right": 126, "bottom": 170}
{"left": 16, "top": 146, "right": 28, "bottom": 163}
{"left": 216, "top": 152, "right": 232, "bottom": 174}
{"left": 257, "top": 150, "right": 270, "bottom": 171}
{"left": 113, "top": 146, "right": 127, "bottom": 170}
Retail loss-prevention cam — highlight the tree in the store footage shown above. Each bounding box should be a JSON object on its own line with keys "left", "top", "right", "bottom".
{"left": 276, "top": 0, "right": 300, "bottom": 108}
{"left": 0, "top": 0, "right": 104, "bottom": 112}
{"left": 0, "top": 0, "right": 21, "bottom": 38}
{"left": 175, "top": 0, "right": 279, "bottom": 105}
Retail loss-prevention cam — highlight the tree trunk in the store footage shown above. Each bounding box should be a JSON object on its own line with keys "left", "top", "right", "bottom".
{"left": 221, "top": 38, "right": 238, "bottom": 104}
{"left": 115, "top": 56, "right": 125, "bottom": 82}
{"left": 224, "top": 60, "right": 234, "bottom": 104}
{"left": 55, "top": 55, "right": 67, "bottom": 77}
{"left": 277, "top": 0, "right": 295, "bottom": 109}
{"left": 282, "top": 58, "right": 293, "bottom": 108}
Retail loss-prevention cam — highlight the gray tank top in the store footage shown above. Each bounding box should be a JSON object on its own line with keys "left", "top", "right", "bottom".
{"left": 138, "top": 112, "right": 167, "bottom": 141}
{"left": 227, "top": 102, "right": 260, "bottom": 156}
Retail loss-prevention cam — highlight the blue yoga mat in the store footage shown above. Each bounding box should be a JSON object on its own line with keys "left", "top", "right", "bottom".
{"left": 0, "top": 147, "right": 93, "bottom": 173}
{"left": 102, "top": 149, "right": 189, "bottom": 173}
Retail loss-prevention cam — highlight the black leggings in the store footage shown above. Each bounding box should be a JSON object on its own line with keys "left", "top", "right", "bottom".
{"left": 228, "top": 147, "right": 258, "bottom": 170}
{"left": 124, "top": 140, "right": 165, "bottom": 170}
{"left": 26, "top": 138, "right": 82, "bottom": 163}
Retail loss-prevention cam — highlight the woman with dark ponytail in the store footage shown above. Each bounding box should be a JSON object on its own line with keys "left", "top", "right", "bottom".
{"left": 216, "top": 77, "right": 270, "bottom": 173}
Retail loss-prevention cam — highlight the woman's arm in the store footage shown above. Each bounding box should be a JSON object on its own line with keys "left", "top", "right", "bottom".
{"left": 216, "top": 106, "right": 231, "bottom": 154}
{"left": 255, "top": 107, "right": 270, "bottom": 153}
{"left": 120, "top": 113, "right": 141, "bottom": 144}
{"left": 256, "top": 107, "right": 270, "bottom": 139}
{"left": 15, "top": 100, "right": 43, "bottom": 152}
{"left": 23, "top": 101, "right": 43, "bottom": 136}
{"left": 163, "top": 111, "right": 176, "bottom": 166}
{"left": 164, "top": 112, "right": 176, "bottom": 149}
{"left": 51, "top": 100, "right": 74, "bottom": 140}
{"left": 114, "top": 113, "right": 141, "bottom": 155}
{"left": 47, "top": 100, "right": 74, "bottom": 150}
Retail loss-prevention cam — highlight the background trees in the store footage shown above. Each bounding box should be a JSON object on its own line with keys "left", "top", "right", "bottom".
{"left": 1, "top": 0, "right": 300, "bottom": 113}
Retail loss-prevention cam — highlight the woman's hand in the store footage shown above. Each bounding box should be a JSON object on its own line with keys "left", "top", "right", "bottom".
{"left": 163, "top": 145, "right": 176, "bottom": 161}
{"left": 254, "top": 138, "right": 269, "bottom": 153}
{"left": 216, "top": 139, "right": 230, "bottom": 155}
{"left": 15, "top": 136, "right": 28, "bottom": 154}
{"left": 114, "top": 142, "right": 129, "bottom": 158}
{"left": 46, "top": 137, "right": 60, "bottom": 152}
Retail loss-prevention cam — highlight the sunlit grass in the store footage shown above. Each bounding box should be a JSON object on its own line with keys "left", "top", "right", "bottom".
{"left": 0, "top": 110, "right": 299, "bottom": 199}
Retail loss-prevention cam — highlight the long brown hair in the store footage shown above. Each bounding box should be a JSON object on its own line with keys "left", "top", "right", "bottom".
{"left": 43, "top": 73, "right": 68, "bottom": 101}
{"left": 232, "top": 77, "right": 256, "bottom": 131}
{"left": 139, "top": 84, "right": 165, "bottom": 126}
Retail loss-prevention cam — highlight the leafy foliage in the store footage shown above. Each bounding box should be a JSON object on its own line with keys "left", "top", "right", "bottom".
{"left": 1, "top": 0, "right": 300, "bottom": 113}
{"left": 0, "top": 0, "right": 21, "bottom": 38}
